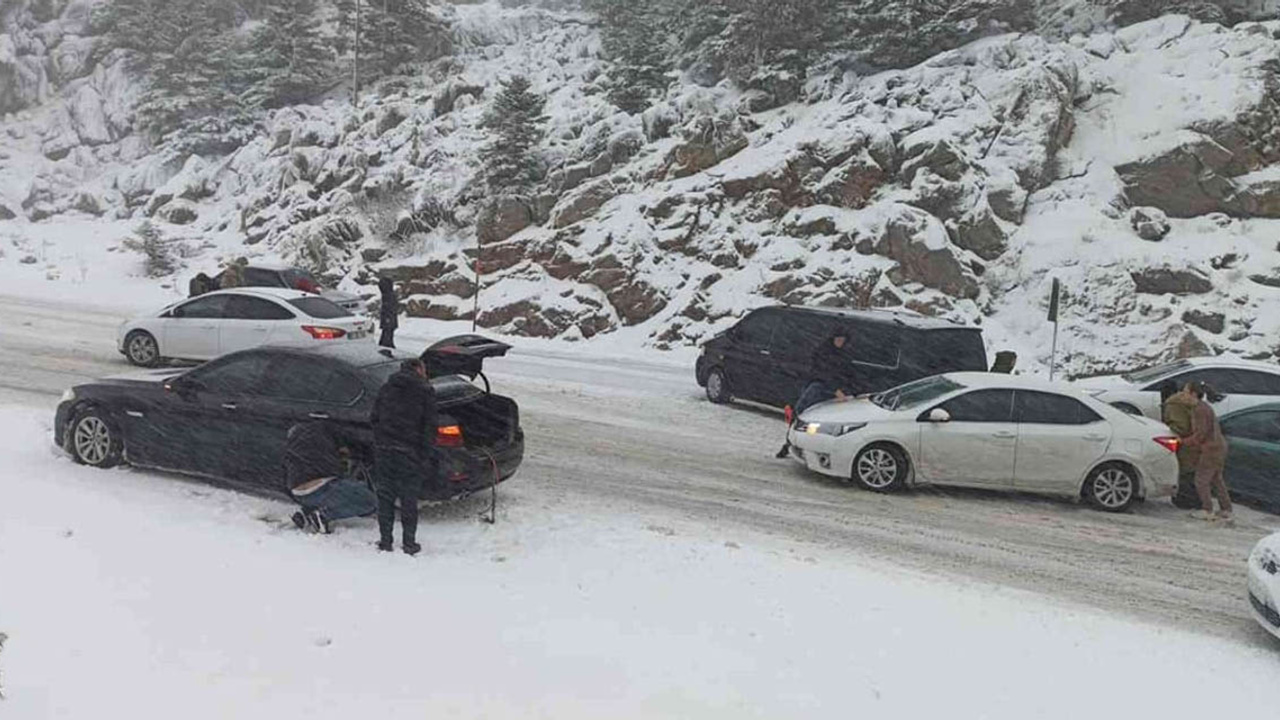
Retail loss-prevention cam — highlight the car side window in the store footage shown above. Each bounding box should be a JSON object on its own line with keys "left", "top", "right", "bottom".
{"left": 173, "top": 294, "right": 229, "bottom": 319}
{"left": 1174, "top": 369, "right": 1248, "bottom": 395}
{"left": 770, "top": 313, "right": 830, "bottom": 359}
{"left": 1015, "top": 390, "right": 1102, "bottom": 425}
{"left": 1222, "top": 411, "right": 1280, "bottom": 444}
{"left": 938, "top": 389, "right": 1014, "bottom": 422}
{"left": 848, "top": 323, "right": 901, "bottom": 367}
{"left": 243, "top": 268, "right": 285, "bottom": 287}
{"left": 187, "top": 353, "right": 271, "bottom": 395}
{"left": 735, "top": 311, "right": 779, "bottom": 347}
{"left": 225, "top": 295, "right": 295, "bottom": 320}
{"left": 258, "top": 357, "right": 363, "bottom": 404}
{"left": 1232, "top": 370, "right": 1280, "bottom": 395}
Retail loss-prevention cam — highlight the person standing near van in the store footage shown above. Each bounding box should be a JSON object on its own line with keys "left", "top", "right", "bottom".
{"left": 776, "top": 332, "right": 853, "bottom": 459}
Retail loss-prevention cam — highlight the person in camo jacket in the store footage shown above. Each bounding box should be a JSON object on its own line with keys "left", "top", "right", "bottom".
{"left": 1184, "top": 381, "right": 1233, "bottom": 522}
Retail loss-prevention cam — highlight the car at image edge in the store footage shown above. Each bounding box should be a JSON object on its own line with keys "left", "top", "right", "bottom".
{"left": 1078, "top": 357, "right": 1280, "bottom": 418}
{"left": 56, "top": 340, "right": 522, "bottom": 502}
{"left": 787, "top": 373, "right": 1180, "bottom": 512}
{"left": 1248, "top": 532, "right": 1280, "bottom": 641}
{"left": 696, "top": 305, "right": 988, "bottom": 409}
{"left": 119, "top": 288, "right": 376, "bottom": 367}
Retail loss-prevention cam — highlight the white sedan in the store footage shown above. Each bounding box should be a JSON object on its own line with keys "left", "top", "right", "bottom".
{"left": 1077, "top": 357, "right": 1280, "bottom": 419}
{"left": 1248, "top": 533, "right": 1280, "bottom": 641}
{"left": 118, "top": 288, "right": 375, "bottom": 367}
{"left": 788, "top": 373, "right": 1180, "bottom": 512}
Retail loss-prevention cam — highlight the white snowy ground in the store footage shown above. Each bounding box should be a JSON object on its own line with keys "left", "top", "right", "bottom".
{"left": 1, "top": 400, "right": 1278, "bottom": 718}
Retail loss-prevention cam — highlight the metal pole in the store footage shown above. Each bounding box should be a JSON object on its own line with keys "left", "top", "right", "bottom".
{"left": 1050, "top": 318, "right": 1059, "bottom": 381}
{"left": 471, "top": 235, "right": 480, "bottom": 333}
{"left": 353, "top": 0, "right": 361, "bottom": 106}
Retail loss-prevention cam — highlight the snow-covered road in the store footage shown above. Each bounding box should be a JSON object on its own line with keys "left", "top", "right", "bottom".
{"left": 0, "top": 292, "right": 1276, "bottom": 654}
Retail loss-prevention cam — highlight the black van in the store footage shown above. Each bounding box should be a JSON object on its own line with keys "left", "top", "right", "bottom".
{"left": 695, "top": 306, "right": 988, "bottom": 408}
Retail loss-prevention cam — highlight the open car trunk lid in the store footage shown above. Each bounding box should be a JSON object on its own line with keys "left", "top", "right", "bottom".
{"left": 422, "top": 334, "right": 512, "bottom": 381}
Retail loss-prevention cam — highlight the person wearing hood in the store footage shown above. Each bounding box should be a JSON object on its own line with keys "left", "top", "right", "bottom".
{"left": 1183, "top": 381, "right": 1233, "bottom": 521}
{"left": 370, "top": 358, "right": 437, "bottom": 554}
{"left": 378, "top": 277, "right": 398, "bottom": 349}
{"left": 776, "top": 331, "right": 854, "bottom": 459}
{"left": 284, "top": 421, "right": 377, "bottom": 534}
{"left": 1160, "top": 380, "right": 1200, "bottom": 509}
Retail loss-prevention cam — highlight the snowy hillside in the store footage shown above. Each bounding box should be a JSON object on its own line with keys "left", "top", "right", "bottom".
{"left": 4, "top": 1, "right": 1280, "bottom": 375}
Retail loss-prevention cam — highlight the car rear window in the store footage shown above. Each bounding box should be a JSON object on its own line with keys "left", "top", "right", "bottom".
{"left": 288, "top": 297, "right": 352, "bottom": 319}
{"left": 872, "top": 376, "right": 966, "bottom": 411}
{"left": 907, "top": 329, "right": 987, "bottom": 374}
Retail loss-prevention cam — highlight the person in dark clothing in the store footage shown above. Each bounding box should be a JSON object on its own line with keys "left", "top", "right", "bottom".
{"left": 378, "top": 277, "right": 398, "bottom": 349}
{"left": 284, "top": 421, "right": 377, "bottom": 533}
{"left": 188, "top": 272, "right": 214, "bottom": 298}
{"left": 370, "top": 357, "right": 438, "bottom": 555}
{"left": 776, "top": 332, "right": 853, "bottom": 459}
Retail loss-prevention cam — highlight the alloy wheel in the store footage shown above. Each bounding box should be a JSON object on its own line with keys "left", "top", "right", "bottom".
{"left": 74, "top": 416, "right": 112, "bottom": 466}
{"left": 707, "top": 371, "right": 724, "bottom": 401}
{"left": 857, "top": 448, "right": 898, "bottom": 489}
{"left": 1092, "top": 468, "right": 1134, "bottom": 509}
{"left": 127, "top": 333, "right": 157, "bottom": 365}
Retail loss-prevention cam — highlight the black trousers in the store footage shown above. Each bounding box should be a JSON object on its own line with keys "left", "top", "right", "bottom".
{"left": 375, "top": 447, "right": 427, "bottom": 544}
{"left": 378, "top": 325, "right": 395, "bottom": 349}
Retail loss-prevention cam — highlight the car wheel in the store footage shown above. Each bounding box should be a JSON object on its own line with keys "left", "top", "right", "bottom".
{"left": 124, "top": 330, "right": 162, "bottom": 368}
{"left": 705, "top": 367, "right": 731, "bottom": 404}
{"left": 1086, "top": 463, "right": 1139, "bottom": 512}
{"left": 68, "top": 408, "right": 123, "bottom": 468}
{"left": 852, "top": 443, "right": 908, "bottom": 493}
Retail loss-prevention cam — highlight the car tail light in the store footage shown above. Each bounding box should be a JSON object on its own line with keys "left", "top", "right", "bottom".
{"left": 1154, "top": 436, "right": 1181, "bottom": 453}
{"left": 447, "top": 471, "right": 469, "bottom": 483}
{"left": 436, "top": 424, "right": 464, "bottom": 448}
{"left": 301, "top": 325, "right": 346, "bottom": 340}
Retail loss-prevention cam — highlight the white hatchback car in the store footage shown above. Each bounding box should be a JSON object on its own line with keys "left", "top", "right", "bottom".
{"left": 118, "top": 288, "right": 375, "bottom": 367}
{"left": 1248, "top": 532, "right": 1280, "bottom": 640}
{"left": 1077, "top": 357, "right": 1280, "bottom": 419}
{"left": 788, "top": 373, "right": 1180, "bottom": 512}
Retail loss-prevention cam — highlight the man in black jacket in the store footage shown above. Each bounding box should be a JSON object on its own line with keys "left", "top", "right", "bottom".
{"left": 776, "top": 332, "right": 853, "bottom": 459}
{"left": 284, "top": 421, "right": 377, "bottom": 534}
{"left": 378, "top": 277, "right": 398, "bottom": 349}
{"left": 370, "top": 357, "right": 437, "bottom": 555}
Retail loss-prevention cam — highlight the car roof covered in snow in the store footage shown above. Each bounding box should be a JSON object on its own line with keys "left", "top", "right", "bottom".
{"left": 940, "top": 372, "right": 1096, "bottom": 394}
{"left": 772, "top": 305, "right": 977, "bottom": 331}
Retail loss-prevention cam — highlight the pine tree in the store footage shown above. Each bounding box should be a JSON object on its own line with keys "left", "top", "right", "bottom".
{"left": 585, "top": 0, "right": 672, "bottom": 114}
{"left": 478, "top": 76, "right": 547, "bottom": 192}
{"left": 244, "top": 0, "right": 336, "bottom": 109}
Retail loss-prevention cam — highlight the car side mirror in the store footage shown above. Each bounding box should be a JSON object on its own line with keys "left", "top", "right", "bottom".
{"left": 928, "top": 408, "right": 951, "bottom": 423}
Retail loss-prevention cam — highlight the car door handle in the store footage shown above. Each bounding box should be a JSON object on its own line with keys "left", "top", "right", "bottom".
{"left": 992, "top": 431, "right": 1016, "bottom": 439}
{"left": 221, "top": 403, "right": 238, "bottom": 411}
{"left": 125, "top": 410, "right": 144, "bottom": 418}
{"left": 309, "top": 412, "right": 330, "bottom": 420}
{"left": 759, "top": 349, "right": 771, "bottom": 356}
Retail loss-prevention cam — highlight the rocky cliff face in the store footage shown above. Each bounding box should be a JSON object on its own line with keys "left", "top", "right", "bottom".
{"left": 5, "top": 1, "right": 1280, "bottom": 375}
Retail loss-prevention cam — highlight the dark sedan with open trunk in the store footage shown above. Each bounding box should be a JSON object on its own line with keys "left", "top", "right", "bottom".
{"left": 54, "top": 337, "right": 523, "bottom": 502}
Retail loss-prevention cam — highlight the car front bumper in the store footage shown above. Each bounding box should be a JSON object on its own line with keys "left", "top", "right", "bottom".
{"left": 787, "top": 425, "right": 847, "bottom": 477}
{"left": 1248, "top": 553, "right": 1280, "bottom": 640}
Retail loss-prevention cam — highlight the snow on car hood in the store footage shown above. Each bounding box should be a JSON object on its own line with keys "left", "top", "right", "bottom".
{"left": 798, "top": 398, "right": 899, "bottom": 424}
{"left": 102, "top": 368, "right": 187, "bottom": 383}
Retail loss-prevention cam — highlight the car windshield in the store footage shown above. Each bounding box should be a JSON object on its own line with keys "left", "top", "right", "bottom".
{"left": 288, "top": 297, "right": 351, "bottom": 319}
{"left": 1121, "top": 359, "right": 1191, "bottom": 384}
{"left": 871, "top": 376, "right": 965, "bottom": 411}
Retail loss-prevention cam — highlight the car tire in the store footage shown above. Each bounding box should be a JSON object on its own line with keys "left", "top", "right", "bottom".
{"left": 705, "top": 367, "right": 731, "bottom": 404}
{"left": 852, "top": 443, "right": 909, "bottom": 493}
{"left": 1085, "top": 462, "right": 1139, "bottom": 512}
{"left": 124, "top": 330, "right": 162, "bottom": 368}
{"left": 67, "top": 408, "right": 123, "bottom": 469}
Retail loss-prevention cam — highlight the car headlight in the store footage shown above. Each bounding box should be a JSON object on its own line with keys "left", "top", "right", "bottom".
{"left": 1255, "top": 546, "right": 1280, "bottom": 575}
{"left": 805, "top": 422, "right": 867, "bottom": 437}
{"left": 60, "top": 388, "right": 75, "bottom": 403}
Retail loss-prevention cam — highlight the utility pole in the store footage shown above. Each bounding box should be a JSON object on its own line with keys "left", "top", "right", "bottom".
{"left": 353, "top": 0, "right": 361, "bottom": 106}
{"left": 472, "top": 235, "right": 481, "bottom": 333}
{"left": 1048, "top": 277, "right": 1061, "bottom": 381}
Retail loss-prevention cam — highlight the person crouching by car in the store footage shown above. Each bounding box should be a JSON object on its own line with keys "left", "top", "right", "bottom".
{"left": 378, "top": 276, "right": 398, "bottom": 349}
{"left": 1184, "top": 381, "right": 1233, "bottom": 522}
{"left": 776, "top": 331, "right": 854, "bottom": 459}
{"left": 285, "top": 421, "right": 377, "bottom": 534}
{"left": 371, "top": 357, "right": 437, "bottom": 555}
{"left": 1159, "top": 380, "right": 1200, "bottom": 509}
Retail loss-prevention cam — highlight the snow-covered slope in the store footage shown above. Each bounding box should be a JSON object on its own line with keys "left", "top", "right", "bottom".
{"left": 4, "top": 2, "right": 1280, "bottom": 376}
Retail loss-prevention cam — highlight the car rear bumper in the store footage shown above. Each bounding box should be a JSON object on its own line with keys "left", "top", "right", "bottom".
{"left": 429, "top": 433, "right": 525, "bottom": 502}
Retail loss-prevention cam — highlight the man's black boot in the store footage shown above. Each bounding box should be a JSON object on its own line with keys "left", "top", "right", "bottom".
{"left": 402, "top": 540, "right": 422, "bottom": 556}
{"left": 377, "top": 538, "right": 394, "bottom": 552}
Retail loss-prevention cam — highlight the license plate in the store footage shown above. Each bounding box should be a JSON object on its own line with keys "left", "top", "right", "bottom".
{"left": 348, "top": 330, "right": 366, "bottom": 340}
